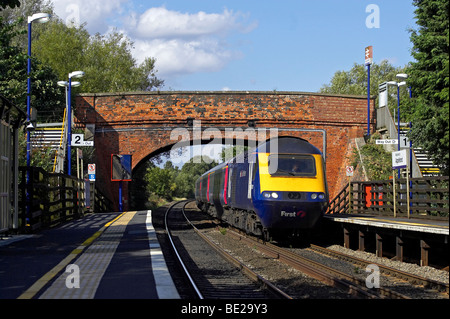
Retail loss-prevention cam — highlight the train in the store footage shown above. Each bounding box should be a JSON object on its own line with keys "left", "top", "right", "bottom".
{"left": 195, "top": 136, "right": 328, "bottom": 240}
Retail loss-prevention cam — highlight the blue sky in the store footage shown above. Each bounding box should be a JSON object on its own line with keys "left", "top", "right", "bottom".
{"left": 51, "top": 0, "right": 416, "bottom": 93}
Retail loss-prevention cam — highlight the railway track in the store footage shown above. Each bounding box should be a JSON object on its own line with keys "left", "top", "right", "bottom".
{"left": 224, "top": 228, "right": 410, "bottom": 299}
{"left": 161, "top": 201, "right": 447, "bottom": 299}
{"left": 308, "top": 244, "right": 449, "bottom": 294}
{"left": 164, "top": 200, "right": 292, "bottom": 299}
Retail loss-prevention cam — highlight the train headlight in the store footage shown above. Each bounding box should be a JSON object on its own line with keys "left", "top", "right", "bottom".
{"left": 263, "top": 192, "right": 279, "bottom": 199}
{"left": 318, "top": 193, "right": 325, "bottom": 200}
{"left": 311, "top": 193, "right": 317, "bottom": 199}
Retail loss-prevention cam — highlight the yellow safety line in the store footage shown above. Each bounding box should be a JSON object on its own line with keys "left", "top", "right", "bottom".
{"left": 17, "top": 211, "right": 132, "bottom": 299}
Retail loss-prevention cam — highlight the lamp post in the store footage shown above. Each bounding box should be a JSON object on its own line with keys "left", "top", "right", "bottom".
{"left": 25, "top": 13, "right": 50, "bottom": 228}
{"left": 26, "top": 13, "right": 51, "bottom": 169}
{"left": 57, "top": 80, "right": 81, "bottom": 173}
{"left": 65, "top": 71, "right": 84, "bottom": 175}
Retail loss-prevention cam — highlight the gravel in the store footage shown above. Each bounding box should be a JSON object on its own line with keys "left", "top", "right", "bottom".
{"left": 327, "top": 244, "right": 449, "bottom": 284}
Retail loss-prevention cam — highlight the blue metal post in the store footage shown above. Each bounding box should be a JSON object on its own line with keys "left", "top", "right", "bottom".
{"left": 367, "top": 64, "right": 371, "bottom": 137}
{"left": 26, "top": 21, "right": 32, "bottom": 226}
{"left": 26, "top": 22, "right": 32, "bottom": 168}
{"left": 397, "top": 85, "right": 401, "bottom": 178}
{"left": 68, "top": 77, "right": 72, "bottom": 175}
{"left": 119, "top": 180, "right": 123, "bottom": 212}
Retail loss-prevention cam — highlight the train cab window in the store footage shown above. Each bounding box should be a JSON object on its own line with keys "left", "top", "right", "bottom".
{"left": 268, "top": 154, "right": 316, "bottom": 177}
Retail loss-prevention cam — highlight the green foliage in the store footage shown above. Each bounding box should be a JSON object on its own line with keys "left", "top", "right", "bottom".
{"left": 139, "top": 155, "right": 217, "bottom": 208}
{"left": 32, "top": 18, "right": 164, "bottom": 93}
{"left": 0, "top": 0, "right": 20, "bottom": 11}
{"left": 320, "top": 60, "right": 407, "bottom": 96}
{"left": 404, "top": 0, "right": 449, "bottom": 175}
{"left": 145, "top": 163, "right": 178, "bottom": 200}
{"left": 17, "top": 129, "right": 55, "bottom": 171}
{"left": 351, "top": 133, "right": 392, "bottom": 181}
{"left": 1, "top": 0, "right": 165, "bottom": 175}
{"left": 220, "top": 145, "right": 247, "bottom": 162}
{"left": 174, "top": 156, "right": 218, "bottom": 198}
{"left": 0, "top": 16, "right": 65, "bottom": 120}
{"left": 320, "top": 60, "right": 410, "bottom": 122}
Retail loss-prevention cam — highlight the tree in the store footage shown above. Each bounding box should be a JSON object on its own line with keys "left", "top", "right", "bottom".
{"left": 0, "top": 16, "right": 65, "bottom": 121}
{"left": 320, "top": 60, "right": 413, "bottom": 141}
{"left": 32, "top": 18, "right": 164, "bottom": 93}
{"left": 404, "top": 0, "right": 449, "bottom": 175}
{"left": 144, "top": 161, "right": 178, "bottom": 200}
{"left": 320, "top": 60, "right": 407, "bottom": 95}
{"left": 0, "top": 0, "right": 20, "bottom": 11}
{"left": 320, "top": 60, "right": 409, "bottom": 115}
{"left": 174, "top": 156, "right": 217, "bottom": 198}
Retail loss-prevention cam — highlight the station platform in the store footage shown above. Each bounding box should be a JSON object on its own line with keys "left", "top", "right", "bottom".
{"left": 0, "top": 210, "right": 180, "bottom": 299}
{"left": 324, "top": 214, "right": 449, "bottom": 236}
{"left": 323, "top": 213, "right": 448, "bottom": 266}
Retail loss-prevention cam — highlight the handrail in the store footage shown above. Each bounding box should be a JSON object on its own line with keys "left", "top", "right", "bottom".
{"left": 52, "top": 108, "right": 67, "bottom": 173}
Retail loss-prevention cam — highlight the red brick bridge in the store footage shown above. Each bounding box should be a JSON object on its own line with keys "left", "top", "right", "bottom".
{"left": 74, "top": 91, "right": 375, "bottom": 211}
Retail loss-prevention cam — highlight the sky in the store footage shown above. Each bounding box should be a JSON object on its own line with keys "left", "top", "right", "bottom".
{"left": 49, "top": 0, "right": 417, "bottom": 93}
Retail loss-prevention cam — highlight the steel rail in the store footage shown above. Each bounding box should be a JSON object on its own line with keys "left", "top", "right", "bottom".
{"left": 181, "top": 201, "right": 293, "bottom": 299}
{"left": 309, "top": 244, "right": 449, "bottom": 294}
{"left": 164, "top": 200, "right": 204, "bottom": 299}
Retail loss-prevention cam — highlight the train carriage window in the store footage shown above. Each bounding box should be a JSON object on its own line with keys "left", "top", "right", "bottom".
{"left": 268, "top": 154, "right": 316, "bottom": 177}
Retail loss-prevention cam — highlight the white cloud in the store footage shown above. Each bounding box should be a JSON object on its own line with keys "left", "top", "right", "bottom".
{"left": 51, "top": 0, "right": 127, "bottom": 32}
{"left": 127, "top": 6, "right": 254, "bottom": 79}
{"left": 127, "top": 6, "right": 251, "bottom": 39}
{"left": 50, "top": 2, "right": 256, "bottom": 83}
{"left": 132, "top": 38, "right": 240, "bottom": 77}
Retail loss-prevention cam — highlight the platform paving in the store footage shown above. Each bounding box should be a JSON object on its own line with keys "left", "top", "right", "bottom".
{"left": 0, "top": 210, "right": 179, "bottom": 299}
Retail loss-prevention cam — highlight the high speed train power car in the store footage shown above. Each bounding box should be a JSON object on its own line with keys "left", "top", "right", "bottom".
{"left": 195, "top": 136, "right": 328, "bottom": 240}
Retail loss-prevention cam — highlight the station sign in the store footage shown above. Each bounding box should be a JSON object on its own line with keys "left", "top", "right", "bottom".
{"left": 399, "top": 134, "right": 410, "bottom": 148}
{"left": 376, "top": 139, "right": 398, "bottom": 145}
{"left": 88, "top": 164, "right": 96, "bottom": 181}
{"left": 71, "top": 134, "right": 94, "bottom": 146}
{"left": 365, "top": 46, "right": 373, "bottom": 66}
{"left": 392, "top": 150, "right": 407, "bottom": 170}
{"left": 346, "top": 166, "right": 354, "bottom": 177}
{"left": 111, "top": 154, "right": 132, "bottom": 181}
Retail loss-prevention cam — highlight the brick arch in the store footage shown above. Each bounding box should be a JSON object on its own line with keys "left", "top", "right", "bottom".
{"left": 75, "top": 91, "right": 375, "bottom": 211}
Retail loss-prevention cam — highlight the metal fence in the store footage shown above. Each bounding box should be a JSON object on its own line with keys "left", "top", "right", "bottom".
{"left": 327, "top": 176, "right": 449, "bottom": 219}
